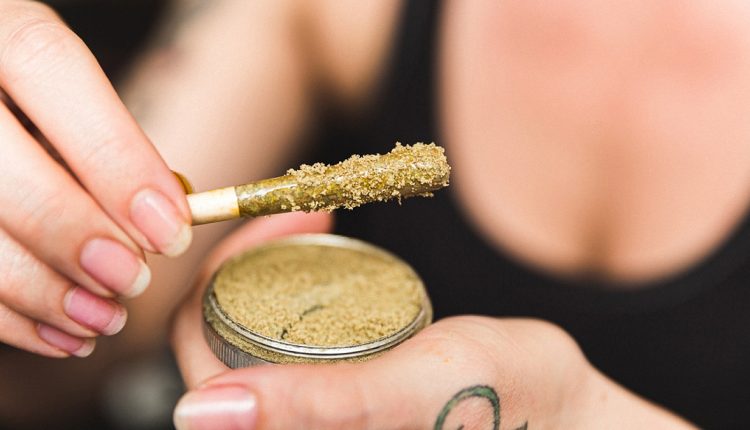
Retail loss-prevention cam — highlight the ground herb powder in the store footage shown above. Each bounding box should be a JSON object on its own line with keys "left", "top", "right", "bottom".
{"left": 211, "top": 241, "right": 426, "bottom": 349}
{"left": 235, "top": 142, "right": 451, "bottom": 217}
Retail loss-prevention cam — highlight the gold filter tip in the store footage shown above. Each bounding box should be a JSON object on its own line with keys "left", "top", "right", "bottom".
{"left": 236, "top": 143, "right": 451, "bottom": 217}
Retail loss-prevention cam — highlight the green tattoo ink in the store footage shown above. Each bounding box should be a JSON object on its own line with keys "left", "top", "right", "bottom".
{"left": 434, "top": 385, "right": 499, "bottom": 430}
{"left": 433, "top": 385, "right": 528, "bottom": 430}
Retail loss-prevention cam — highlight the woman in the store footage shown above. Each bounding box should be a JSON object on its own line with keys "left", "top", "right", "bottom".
{"left": 2, "top": 0, "right": 749, "bottom": 427}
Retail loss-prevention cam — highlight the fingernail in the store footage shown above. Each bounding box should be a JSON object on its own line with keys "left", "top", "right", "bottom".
{"left": 80, "top": 238, "right": 151, "bottom": 297}
{"left": 63, "top": 287, "right": 128, "bottom": 336}
{"left": 131, "top": 189, "right": 192, "bottom": 257}
{"left": 174, "top": 385, "right": 257, "bottom": 430}
{"left": 37, "top": 323, "right": 96, "bottom": 358}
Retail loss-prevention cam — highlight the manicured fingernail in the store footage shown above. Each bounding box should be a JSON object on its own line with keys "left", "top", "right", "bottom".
{"left": 80, "top": 238, "right": 151, "bottom": 297}
{"left": 63, "top": 287, "right": 127, "bottom": 336}
{"left": 37, "top": 324, "right": 95, "bottom": 358}
{"left": 130, "top": 189, "right": 192, "bottom": 257}
{"left": 173, "top": 385, "right": 257, "bottom": 430}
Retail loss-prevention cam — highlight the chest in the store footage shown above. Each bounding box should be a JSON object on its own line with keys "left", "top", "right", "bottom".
{"left": 439, "top": 0, "right": 750, "bottom": 283}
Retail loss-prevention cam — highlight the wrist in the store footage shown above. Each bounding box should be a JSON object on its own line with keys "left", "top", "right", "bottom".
{"left": 556, "top": 359, "right": 602, "bottom": 428}
{"left": 567, "top": 364, "right": 696, "bottom": 429}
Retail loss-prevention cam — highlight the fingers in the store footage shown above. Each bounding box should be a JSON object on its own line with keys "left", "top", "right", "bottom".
{"left": 177, "top": 321, "right": 474, "bottom": 430}
{"left": 0, "top": 1, "right": 191, "bottom": 256}
{"left": 173, "top": 351, "right": 431, "bottom": 430}
{"left": 171, "top": 212, "right": 333, "bottom": 386}
{"left": 172, "top": 317, "right": 524, "bottom": 430}
{"left": 0, "top": 301, "right": 94, "bottom": 358}
{"left": 0, "top": 227, "right": 128, "bottom": 338}
{"left": 0, "top": 0, "right": 192, "bottom": 357}
{"left": 0, "top": 103, "right": 148, "bottom": 297}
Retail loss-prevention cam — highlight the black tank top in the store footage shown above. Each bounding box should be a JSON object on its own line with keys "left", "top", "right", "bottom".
{"left": 312, "top": 1, "right": 750, "bottom": 427}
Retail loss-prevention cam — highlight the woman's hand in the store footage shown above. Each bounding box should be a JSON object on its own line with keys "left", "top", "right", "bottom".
{"left": 0, "top": 1, "right": 192, "bottom": 357}
{"left": 169, "top": 211, "right": 590, "bottom": 429}
{"left": 170, "top": 211, "right": 698, "bottom": 430}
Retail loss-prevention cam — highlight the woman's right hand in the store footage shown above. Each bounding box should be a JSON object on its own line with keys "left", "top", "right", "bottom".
{"left": 0, "top": 0, "right": 192, "bottom": 358}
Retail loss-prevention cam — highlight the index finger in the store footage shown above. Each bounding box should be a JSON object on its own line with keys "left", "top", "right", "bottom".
{"left": 0, "top": 2, "right": 191, "bottom": 256}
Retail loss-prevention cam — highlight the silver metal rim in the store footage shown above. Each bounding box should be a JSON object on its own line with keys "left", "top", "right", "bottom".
{"left": 203, "top": 317, "right": 271, "bottom": 368}
{"left": 203, "top": 233, "right": 432, "bottom": 363}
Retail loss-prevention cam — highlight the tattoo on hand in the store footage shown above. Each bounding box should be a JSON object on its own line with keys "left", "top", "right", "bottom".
{"left": 434, "top": 385, "right": 528, "bottom": 430}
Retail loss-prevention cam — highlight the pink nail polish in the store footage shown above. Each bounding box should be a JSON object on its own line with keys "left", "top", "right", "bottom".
{"left": 37, "top": 324, "right": 95, "bottom": 357}
{"left": 80, "top": 238, "right": 151, "bottom": 297}
{"left": 130, "top": 188, "right": 192, "bottom": 257}
{"left": 63, "top": 287, "right": 127, "bottom": 336}
{"left": 173, "top": 385, "right": 257, "bottom": 430}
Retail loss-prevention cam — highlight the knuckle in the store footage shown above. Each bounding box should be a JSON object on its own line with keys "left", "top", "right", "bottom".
{"left": 16, "top": 186, "right": 71, "bottom": 235}
{"left": 513, "top": 317, "right": 577, "bottom": 345}
{"left": 527, "top": 318, "right": 581, "bottom": 355}
{"left": 76, "top": 131, "right": 122, "bottom": 168}
{"left": 6, "top": 0, "right": 58, "bottom": 16}
{"left": 1, "top": 9, "right": 77, "bottom": 80}
{"left": 1, "top": 0, "right": 55, "bottom": 17}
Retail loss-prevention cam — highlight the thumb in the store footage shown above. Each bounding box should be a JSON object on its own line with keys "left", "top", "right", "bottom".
{"left": 173, "top": 359, "right": 432, "bottom": 430}
{"left": 170, "top": 211, "right": 333, "bottom": 388}
{"left": 172, "top": 321, "right": 499, "bottom": 430}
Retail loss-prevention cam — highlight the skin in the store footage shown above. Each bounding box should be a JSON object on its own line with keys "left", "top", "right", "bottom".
{"left": 169, "top": 211, "right": 693, "bottom": 429}
{"left": 0, "top": 0, "right": 194, "bottom": 359}
{"left": 2, "top": 0, "right": 749, "bottom": 427}
{"left": 441, "top": 0, "right": 750, "bottom": 281}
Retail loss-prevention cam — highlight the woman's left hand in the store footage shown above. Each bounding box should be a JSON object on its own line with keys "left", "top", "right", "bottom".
{"left": 169, "top": 211, "right": 693, "bottom": 430}
{"left": 169, "top": 211, "right": 593, "bottom": 430}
